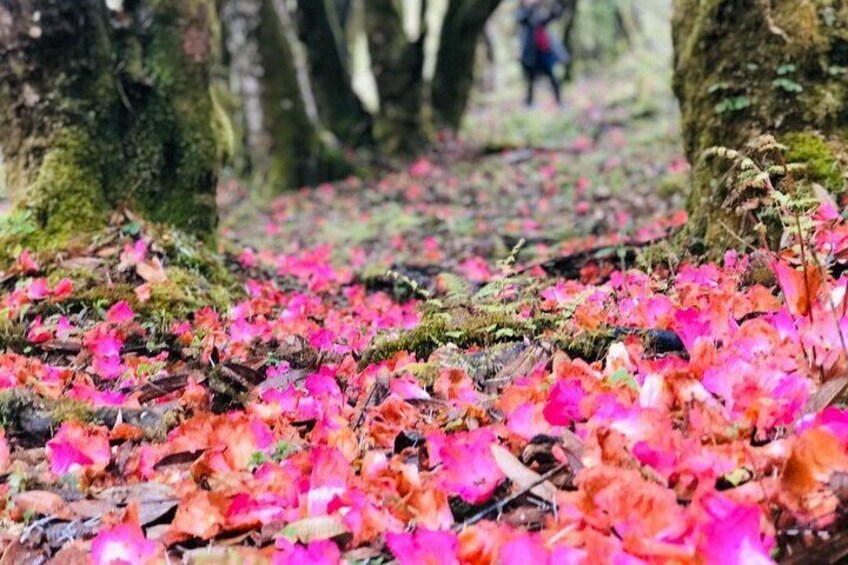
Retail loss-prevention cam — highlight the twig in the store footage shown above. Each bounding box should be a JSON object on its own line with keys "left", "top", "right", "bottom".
{"left": 453, "top": 463, "right": 568, "bottom": 530}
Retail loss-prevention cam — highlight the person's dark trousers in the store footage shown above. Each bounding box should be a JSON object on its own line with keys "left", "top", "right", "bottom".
{"left": 524, "top": 62, "right": 561, "bottom": 106}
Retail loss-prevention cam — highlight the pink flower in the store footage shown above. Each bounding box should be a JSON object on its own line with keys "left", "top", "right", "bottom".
{"left": 427, "top": 429, "right": 504, "bottom": 504}
{"left": 26, "top": 278, "right": 50, "bottom": 300}
{"left": 390, "top": 375, "right": 431, "bottom": 401}
{"left": 697, "top": 493, "right": 774, "bottom": 565}
{"left": 541, "top": 281, "right": 570, "bottom": 305}
{"left": 458, "top": 257, "right": 492, "bottom": 283}
{"left": 386, "top": 529, "right": 459, "bottom": 565}
{"left": 93, "top": 354, "right": 125, "bottom": 381}
{"left": 92, "top": 332, "right": 123, "bottom": 358}
{"left": 26, "top": 316, "right": 52, "bottom": 343}
{"left": 409, "top": 158, "right": 435, "bottom": 178}
{"left": 56, "top": 316, "right": 74, "bottom": 340}
{"left": 506, "top": 401, "right": 551, "bottom": 440}
{"left": 46, "top": 422, "right": 111, "bottom": 475}
{"left": 543, "top": 378, "right": 585, "bottom": 425}
{"left": 51, "top": 278, "right": 74, "bottom": 300}
{"left": 272, "top": 539, "right": 341, "bottom": 565}
{"left": 16, "top": 250, "right": 39, "bottom": 273}
{"left": 91, "top": 523, "right": 160, "bottom": 565}
{"left": 307, "top": 447, "right": 351, "bottom": 516}
{"left": 500, "top": 534, "right": 548, "bottom": 565}
{"left": 0, "top": 429, "right": 9, "bottom": 474}
{"left": 87, "top": 328, "right": 125, "bottom": 380}
{"left": 106, "top": 301, "right": 135, "bottom": 324}
{"left": 500, "top": 533, "right": 584, "bottom": 565}
{"left": 119, "top": 239, "right": 148, "bottom": 268}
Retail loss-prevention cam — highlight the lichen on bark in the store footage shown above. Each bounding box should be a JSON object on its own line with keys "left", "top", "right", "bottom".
{"left": 672, "top": 0, "right": 848, "bottom": 248}
{"left": 0, "top": 0, "right": 222, "bottom": 249}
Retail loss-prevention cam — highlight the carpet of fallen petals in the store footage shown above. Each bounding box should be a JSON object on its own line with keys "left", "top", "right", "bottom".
{"left": 3, "top": 81, "right": 848, "bottom": 565}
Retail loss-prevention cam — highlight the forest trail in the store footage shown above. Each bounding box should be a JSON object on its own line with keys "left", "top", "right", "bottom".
{"left": 4, "top": 31, "right": 843, "bottom": 563}
{"left": 221, "top": 58, "right": 686, "bottom": 279}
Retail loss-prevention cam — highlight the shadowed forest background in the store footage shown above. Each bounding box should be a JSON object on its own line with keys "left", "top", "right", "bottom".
{"left": 0, "top": 1, "right": 848, "bottom": 564}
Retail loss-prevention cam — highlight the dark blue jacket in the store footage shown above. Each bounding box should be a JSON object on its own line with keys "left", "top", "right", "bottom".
{"left": 517, "top": 3, "right": 566, "bottom": 69}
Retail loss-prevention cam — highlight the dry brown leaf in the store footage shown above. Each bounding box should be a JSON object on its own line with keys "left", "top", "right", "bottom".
{"left": 783, "top": 428, "right": 848, "bottom": 499}
{"left": 13, "top": 491, "right": 70, "bottom": 520}
{"left": 136, "top": 258, "right": 167, "bottom": 283}
{"left": 45, "top": 542, "right": 88, "bottom": 565}
{"left": 491, "top": 444, "right": 557, "bottom": 503}
{"left": 279, "top": 515, "right": 349, "bottom": 544}
{"left": 812, "top": 182, "right": 839, "bottom": 211}
{"left": 804, "top": 375, "right": 848, "bottom": 416}
{"left": 67, "top": 499, "right": 117, "bottom": 520}
{"left": 168, "top": 490, "right": 228, "bottom": 541}
{"left": 59, "top": 257, "right": 104, "bottom": 271}
{"left": 0, "top": 540, "right": 43, "bottom": 565}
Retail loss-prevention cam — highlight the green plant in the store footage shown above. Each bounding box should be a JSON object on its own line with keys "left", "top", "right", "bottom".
{"left": 714, "top": 96, "right": 751, "bottom": 114}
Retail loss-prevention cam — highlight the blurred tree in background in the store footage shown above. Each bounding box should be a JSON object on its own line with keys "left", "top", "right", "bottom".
{"left": 0, "top": 0, "right": 654, "bottom": 244}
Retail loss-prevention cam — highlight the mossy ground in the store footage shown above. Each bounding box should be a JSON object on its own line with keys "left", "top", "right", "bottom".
{"left": 0, "top": 217, "right": 241, "bottom": 325}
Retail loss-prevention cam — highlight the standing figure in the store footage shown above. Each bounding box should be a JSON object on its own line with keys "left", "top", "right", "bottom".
{"left": 517, "top": 0, "right": 566, "bottom": 106}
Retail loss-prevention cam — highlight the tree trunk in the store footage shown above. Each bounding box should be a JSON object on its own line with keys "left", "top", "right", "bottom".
{"left": 295, "top": 0, "right": 372, "bottom": 145}
{"left": 431, "top": 0, "right": 503, "bottom": 131}
{"left": 221, "top": 0, "right": 351, "bottom": 194}
{"left": 572, "top": 0, "right": 630, "bottom": 65}
{"left": 0, "top": 0, "right": 222, "bottom": 243}
{"left": 673, "top": 0, "right": 848, "bottom": 247}
{"left": 364, "top": 0, "right": 427, "bottom": 154}
{"left": 561, "top": 0, "right": 578, "bottom": 81}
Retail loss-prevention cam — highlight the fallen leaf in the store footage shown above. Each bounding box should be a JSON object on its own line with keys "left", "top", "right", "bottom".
{"left": 136, "top": 258, "right": 167, "bottom": 284}
{"left": 13, "top": 491, "right": 70, "bottom": 520}
{"left": 491, "top": 444, "right": 557, "bottom": 503}
{"left": 168, "top": 490, "right": 228, "bottom": 541}
{"left": 783, "top": 428, "right": 848, "bottom": 499}
{"left": 804, "top": 375, "right": 848, "bottom": 415}
{"left": 279, "top": 515, "right": 349, "bottom": 544}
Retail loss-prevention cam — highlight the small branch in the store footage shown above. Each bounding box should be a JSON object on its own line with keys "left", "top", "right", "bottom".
{"left": 454, "top": 463, "right": 569, "bottom": 530}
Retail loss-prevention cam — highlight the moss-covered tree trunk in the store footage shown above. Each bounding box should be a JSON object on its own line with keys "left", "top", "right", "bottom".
{"left": 295, "top": 0, "right": 372, "bottom": 145}
{"left": 364, "top": 0, "right": 428, "bottom": 154}
{"left": 673, "top": 0, "right": 848, "bottom": 247}
{"left": 221, "top": 0, "right": 350, "bottom": 194}
{"left": 561, "top": 0, "right": 578, "bottom": 81}
{"left": 431, "top": 0, "right": 503, "bottom": 131}
{"left": 0, "top": 0, "right": 222, "bottom": 244}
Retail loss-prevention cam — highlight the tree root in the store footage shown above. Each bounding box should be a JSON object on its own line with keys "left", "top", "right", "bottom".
{"left": 0, "top": 389, "right": 179, "bottom": 445}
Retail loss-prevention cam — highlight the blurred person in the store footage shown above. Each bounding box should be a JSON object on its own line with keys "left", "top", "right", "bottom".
{"left": 517, "top": 0, "right": 567, "bottom": 106}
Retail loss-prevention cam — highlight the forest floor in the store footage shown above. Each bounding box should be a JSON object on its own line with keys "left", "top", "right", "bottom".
{"left": 2, "top": 57, "right": 848, "bottom": 565}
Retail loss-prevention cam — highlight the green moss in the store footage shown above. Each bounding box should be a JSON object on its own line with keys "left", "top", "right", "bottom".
{"left": 360, "top": 307, "right": 534, "bottom": 366}
{"left": 0, "top": 1, "right": 221, "bottom": 244}
{"left": 673, "top": 0, "right": 848, "bottom": 248}
{"left": 0, "top": 389, "right": 95, "bottom": 432}
{"left": 0, "top": 389, "right": 177, "bottom": 441}
{"left": 18, "top": 128, "right": 109, "bottom": 240}
{"left": 782, "top": 132, "right": 845, "bottom": 192}
{"left": 18, "top": 225, "right": 240, "bottom": 323}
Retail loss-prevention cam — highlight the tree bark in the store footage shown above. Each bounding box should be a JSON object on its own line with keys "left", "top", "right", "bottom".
{"left": 295, "top": 0, "right": 372, "bottom": 145}
{"left": 561, "top": 0, "right": 578, "bottom": 81}
{"left": 221, "top": 0, "right": 351, "bottom": 194}
{"left": 431, "top": 0, "right": 503, "bottom": 131}
{"left": 673, "top": 0, "right": 848, "bottom": 247}
{"left": 364, "top": 0, "right": 427, "bottom": 154}
{"left": 572, "top": 0, "right": 630, "bottom": 64}
{"left": 0, "top": 0, "right": 222, "bottom": 242}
